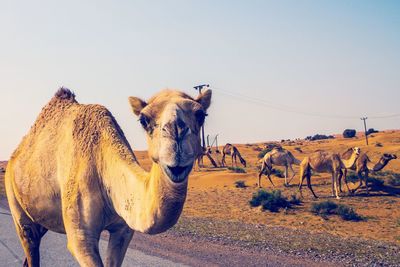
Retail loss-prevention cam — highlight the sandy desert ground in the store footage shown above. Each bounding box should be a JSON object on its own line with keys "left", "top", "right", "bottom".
{"left": 133, "top": 130, "right": 400, "bottom": 244}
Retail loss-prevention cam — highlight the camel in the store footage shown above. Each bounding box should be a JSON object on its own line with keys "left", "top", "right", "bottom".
{"left": 221, "top": 143, "right": 246, "bottom": 168}
{"left": 5, "top": 87, "right": 212, "bottom": 267}
{"left": 298, "top": 147, "right": 360, "bottom": 199}
{"left": 339, "top": 150, "right": 397, "bottom": 194}
{"left": 258, "top": 148, "right": 301, "bottom": 188}
{"left": 197, "top": 146, "right": 218, "bottom": 168}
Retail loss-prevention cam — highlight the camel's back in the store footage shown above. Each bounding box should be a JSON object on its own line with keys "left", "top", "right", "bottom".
{"left": 6, "top": 89, "right": 135, "bottom": 230}
{"left": 308, "top": 151, "right": 337, "bottom": 172}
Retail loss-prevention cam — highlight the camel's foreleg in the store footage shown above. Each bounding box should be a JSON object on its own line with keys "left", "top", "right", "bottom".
{"left": 105, "top": 223, "right": 134, "bottom": 267}
{"left": 334, "top": 170, "right": 342, "bottom": 199}
{"left": 287, "top": 164, "right": 296, "bottom": 185}
{"left": 284, "top": 166, "right": 288, "bottom": 186}
{"left": 6, "top": 179, "right": 47, "bottom": 267}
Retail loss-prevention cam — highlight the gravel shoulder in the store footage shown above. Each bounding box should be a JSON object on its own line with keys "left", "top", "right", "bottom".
{"left": 132, "top": 216, "right": 400, "bottom": 267}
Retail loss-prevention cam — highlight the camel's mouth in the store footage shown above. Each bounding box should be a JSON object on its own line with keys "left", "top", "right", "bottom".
{"left": 161, "top": 163, "right": 193, "bottom": 183}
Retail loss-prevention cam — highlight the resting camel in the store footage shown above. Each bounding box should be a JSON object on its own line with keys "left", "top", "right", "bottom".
{"left": 5, "top": 87, "right": 212, "bottom": 267}
{"left": 298, "top": 147, "right": 360, "bottom": 199}
{"left": 221, "top": 143, "right": 246, "bottom": 168}
{"left": 258, "top": 147, "right": 301, "bottom": 188}
{"left": 339, "top": 150, "right": 397, "bottom": 194}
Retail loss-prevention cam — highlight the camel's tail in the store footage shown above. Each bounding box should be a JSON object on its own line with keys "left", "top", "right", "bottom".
{"left": 288, "top": 151, "right": 302, "bottom": 165}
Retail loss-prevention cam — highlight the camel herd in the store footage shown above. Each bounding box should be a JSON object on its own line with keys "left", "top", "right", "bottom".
{"left": 209, "top": 144, "right": 397, "bottom": 199}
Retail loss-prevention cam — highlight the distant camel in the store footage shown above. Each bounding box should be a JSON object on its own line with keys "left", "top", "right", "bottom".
{"left": 197, "top": 146, "right": 219, "bottom": 168}
{"left": 298, "top": 147, "right": 360, "bottom": 199}
{"left": 258, "top": 148, "right": 301, "bottom": 188}
{"left": 221, "top": 143, "right": 247, "bottom": 168}
{"left": 340, "top": 150, "right": 397, "bottom": 194}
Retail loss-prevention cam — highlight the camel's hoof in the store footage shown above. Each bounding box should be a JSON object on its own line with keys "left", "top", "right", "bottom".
{"left": 336, "top": 197, "right": 341, "bottom": 200}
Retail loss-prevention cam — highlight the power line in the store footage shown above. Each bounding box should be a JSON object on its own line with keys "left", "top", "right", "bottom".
{"left": 211, "top": 86, "right": 400, "bottom": 120}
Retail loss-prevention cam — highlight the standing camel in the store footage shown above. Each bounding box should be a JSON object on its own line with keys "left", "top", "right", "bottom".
{"left": 340, "top": 150, "right": 397, "bottom": 194}
{"left": 258, "top": 148, "right": 301, "bottom": 187}
{"left": 298, "top": 147, "right": 360, "bottom": 199}
{"left": 221, "top": 143, "right": 247, "bottom": 168}
{"left": 5, "top": 88, "right": 212, "bottom": 267}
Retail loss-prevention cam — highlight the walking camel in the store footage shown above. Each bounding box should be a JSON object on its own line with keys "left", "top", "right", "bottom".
{"left": 258, "top": 147, "right": 301, "bottom": 188}
{"left": 298, "top": 147, "right": 360, "bottom": 199}
{"left": 221, "top": 143, "right": 247, "bottom": 168}
{"left": 5, "top": 88, "right": 212, "bottom": 267}
{"left": 339, "top": 149, "right": 397, "bottom": 194}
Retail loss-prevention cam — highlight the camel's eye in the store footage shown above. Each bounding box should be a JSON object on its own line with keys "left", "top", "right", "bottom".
{"left": 139, "top": 114, "right": 151, "bottom": 130}
{"left": 195, "top": 110, "right": 206, "bottom": 126}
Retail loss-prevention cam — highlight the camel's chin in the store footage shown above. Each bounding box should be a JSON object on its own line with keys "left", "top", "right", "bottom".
{"left": 161, "top": 163, "right": 193, "bottom": 183}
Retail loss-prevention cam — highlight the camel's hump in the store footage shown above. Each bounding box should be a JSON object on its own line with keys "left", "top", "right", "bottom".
{"left": 54, "top": 87, "right": 75, "bottom": 101}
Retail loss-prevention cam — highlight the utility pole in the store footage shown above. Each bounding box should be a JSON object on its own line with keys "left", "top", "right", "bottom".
{"left": 360, "top": 117, "right": 368, "bottom": 146}
{"left": 194, "top": 84, "right": 210, "bottom": 149}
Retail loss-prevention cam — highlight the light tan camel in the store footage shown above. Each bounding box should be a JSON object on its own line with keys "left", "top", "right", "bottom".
{"left": 340, "top": 150, "right": 397, "bottom": 194}
{"left": 221, "top": 143, "right": 246, "bottom": 168}
{"left": 258, "top": 148, "right": 301, "bottom": 188}
{"left": 298, "top": 147, "right": 360, "bottom": 199}
{"left": 5, "top": 87, "right": 212, "bottom": 267}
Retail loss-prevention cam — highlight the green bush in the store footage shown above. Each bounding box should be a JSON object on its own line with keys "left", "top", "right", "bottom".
{"left": 249, "top": 189, "right": 295, "bottom": 212}
{"left": 336, "top": 205, "right": 363, "bottom": 221}
{"left": 235, "top": 180, "right": 247, "bottom": 188}
{"left": 388, "top": 175, "right": 400, "bottom": 186}
{"left": 271, "top": 169, "right": 284, "bottom": 178}
{"left": 311, "top": 201, "right": 338, "bottom": 217}
{"left": 344, "top": 170, "right": 359, "bottom": 183}
{"left": 367, "top": 177, "right": 384, "bottom": 188}
{"left": 311, "top": 201, "right": 363, "bottom": 221}
{"left": 227, "top": 166, "right": 246, "bottom": 173}
{"left": 288, "top": 195, "right": 302, "bottom": 205}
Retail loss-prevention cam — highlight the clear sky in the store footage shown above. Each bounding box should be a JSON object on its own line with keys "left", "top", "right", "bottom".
{"left": 0, "top": 0, "right": 399, "bottom": 160}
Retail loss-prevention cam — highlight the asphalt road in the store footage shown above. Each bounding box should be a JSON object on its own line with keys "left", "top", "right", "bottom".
{"left": 0, "top": 205, "right": 185, "bottom": 267}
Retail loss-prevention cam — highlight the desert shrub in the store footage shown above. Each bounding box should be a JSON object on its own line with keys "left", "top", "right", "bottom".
{"left": 366, "top": 128, "right": 379, "bottom": 135}
{"left": 388, "top": 174, "right": 400, "bottom": 186}
{"left": 311, "top": 201, "right": 338, "bottom": 217}
{"left": 311, "top": 201, "right": 363, "bottom": 221}
{"left": 336, "top": 204, "right": 363, "bottom": 221}
{"left": 346, "top": 171, "right": 359, "bottom": 183}
{"left": 343, "top": 129, "right": 356, "bottom": 138}
{"left": 253, "top": 146, "right": 262, "bottom": 152}
{"left": 288, "top": 195, "right": 302, "bottom": 205}
{"left": 227, "top": 166, "right": 246, "bottom": 173}
{"left": 271, "top": 168, "right": 284, "bottom": 178}
{"left": 235, "top": 180, "right": 247, "bottom": 188}
{"left": 249, "top": 189, "right": 293, "bottom": 212}
{"left": 305, "top": 134, "right": 334, "bottom": 141}
{"left": 375, "top": 142, "right": 383, "bottom": 147}
{"left": 367, "top": 177, "right": 384, "bottom": 188}
{"left": 294, "top": 147, "right": 303, "bottom": 153}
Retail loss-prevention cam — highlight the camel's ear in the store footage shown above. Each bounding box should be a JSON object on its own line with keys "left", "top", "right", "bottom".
{"left": 196, "top": 89, "right": 212, "bottom": 111}
{"left": 129, "top": 97, "right": 147, "bottom": 116}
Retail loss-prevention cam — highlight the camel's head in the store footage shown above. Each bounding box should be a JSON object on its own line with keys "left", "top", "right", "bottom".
{"left": 129, "top": 89, "right": 212, "bottom": 183}
{"left": 352, "top": 147, "right": 361, "bottom": 156}
{"left": 383, "top": 153, "right": 397, "bottom": 161}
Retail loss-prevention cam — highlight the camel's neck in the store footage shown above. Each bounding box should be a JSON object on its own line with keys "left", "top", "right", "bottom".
{"left": 341, "top": 153, "right": 358, "bottom": 169}
{"left": 292, "top": 156, "right": 301, "bottom": 165}
{"left": 368, "top": 158, "right": 392, "bottom": 172}
{"left": 102, "top": 154, "right": 188, "bottom": 234}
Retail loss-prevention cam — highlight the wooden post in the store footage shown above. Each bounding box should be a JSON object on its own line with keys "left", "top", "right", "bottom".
{"left": 360, "top": 117, "right": 368, "bottom": 146}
